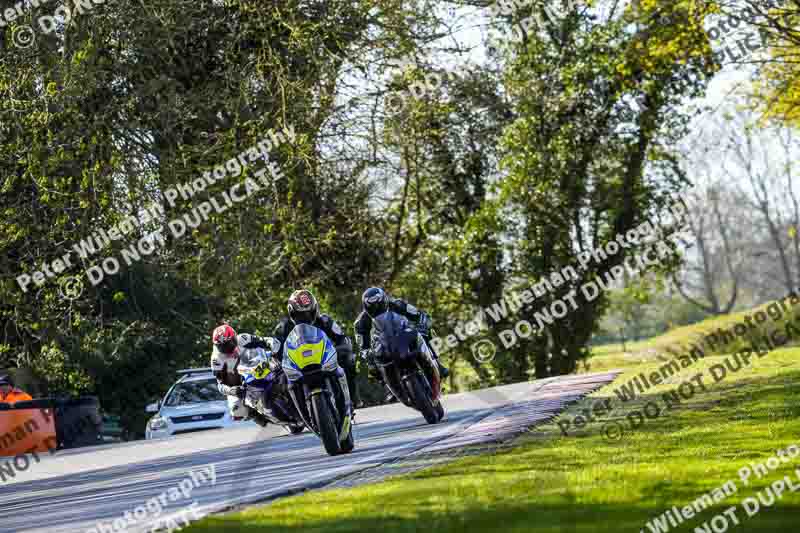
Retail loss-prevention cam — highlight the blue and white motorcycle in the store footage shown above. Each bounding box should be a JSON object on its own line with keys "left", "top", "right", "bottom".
{"left": 282, "top": 324, "right": 355, "bottom": 455}
{"left": 236, "top": 344, "right": 306, "bottom": 435}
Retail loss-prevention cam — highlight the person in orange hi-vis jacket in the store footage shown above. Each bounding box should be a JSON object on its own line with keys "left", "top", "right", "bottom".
{"left": 0, "top": 373, "right": 56, "bottom": 458}
{"left": 0, "top": 373, "right": 33, "bottom": 404}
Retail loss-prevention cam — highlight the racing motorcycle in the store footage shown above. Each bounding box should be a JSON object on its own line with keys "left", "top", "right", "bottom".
{"left": 236, "top": 345, "right": 306, "bottom": 435}
{"left": 282, "top": 324, "right": 355, "bottom": 456}
{"left": 371, "top": 310, "right": 445, "bottom": 424}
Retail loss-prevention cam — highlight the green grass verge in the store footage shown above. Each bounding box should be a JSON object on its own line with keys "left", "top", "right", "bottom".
{"left": 584, "top": 293, "right": 800, "bottom": 374}
{"left": 186, "top": 337, "right": 800, "bottom": 531}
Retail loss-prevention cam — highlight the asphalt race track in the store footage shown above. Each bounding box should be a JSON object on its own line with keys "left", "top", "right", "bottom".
{"left": 0, "top": 372, "right": 620, "bottom": 533}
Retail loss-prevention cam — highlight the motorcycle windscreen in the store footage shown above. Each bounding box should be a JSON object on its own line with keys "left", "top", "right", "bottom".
{"left": 285, "top": 324, "right": 333, "bottom": 370}
{"left": 373, "top": 311, "right": 417, "bottom": 359}
{"left": 237, "top": 347, "right": 275, "bottom": 384}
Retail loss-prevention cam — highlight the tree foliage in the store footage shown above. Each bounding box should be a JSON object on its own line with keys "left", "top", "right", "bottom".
{"left": 0, "top": 0, "right": 728, "bottom": 435}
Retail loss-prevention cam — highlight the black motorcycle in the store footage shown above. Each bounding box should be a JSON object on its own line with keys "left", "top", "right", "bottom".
{"left": 371, "top": 311, "right": 445, "bottom": 424}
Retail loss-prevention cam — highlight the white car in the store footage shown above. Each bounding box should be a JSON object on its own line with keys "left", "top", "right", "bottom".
{"left": 145, "top": 368, "right": 252, "bottom": 439}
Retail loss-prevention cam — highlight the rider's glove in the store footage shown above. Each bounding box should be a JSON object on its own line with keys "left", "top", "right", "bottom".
{"left": 229, "top": 386, "right": 247, "bottom": 399}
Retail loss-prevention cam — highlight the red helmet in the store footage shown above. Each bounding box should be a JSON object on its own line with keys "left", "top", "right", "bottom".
{"left": 212, "top": 324, "right": 238, "bottom": 355}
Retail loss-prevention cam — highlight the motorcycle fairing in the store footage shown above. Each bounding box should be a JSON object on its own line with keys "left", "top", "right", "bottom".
{"left": 373, "top": 311, "right": 418, "bottom": 360}
{"left": 283, "top": 324, "right": 338, "bottom": 381}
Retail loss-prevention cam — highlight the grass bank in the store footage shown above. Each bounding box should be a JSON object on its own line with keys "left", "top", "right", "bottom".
{"left": 187, "top": 298, "right": 800, "bottom": 533}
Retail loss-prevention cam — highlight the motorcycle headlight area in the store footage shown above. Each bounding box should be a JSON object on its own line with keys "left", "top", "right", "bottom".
{"left": 282, "top": 359, "right": 304, "bottom": 381}
{"left": 149, "top": 416, "right": 167, "bottom": 430}
{"left": 321, "top": 343, "right": 339, "bottom": 372}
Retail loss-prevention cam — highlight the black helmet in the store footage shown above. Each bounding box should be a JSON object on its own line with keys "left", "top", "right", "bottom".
{"left": 288, "top": 289, "right": 319, "bottom": 324}
{"left": 362, "top": 287, "right": 389, "bottom": 318}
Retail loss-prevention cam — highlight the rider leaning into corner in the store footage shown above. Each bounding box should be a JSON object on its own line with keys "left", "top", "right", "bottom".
{"left": 354, "top": 287, "right": 449, "bottom": 397}
{"left": 272, "top": 289, "right": 359, "bottom": 409}
{"left": 210, "top": 324, "right": 278, "bottom": 427}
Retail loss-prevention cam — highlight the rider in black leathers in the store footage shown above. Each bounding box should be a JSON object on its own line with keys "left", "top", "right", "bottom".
{"left": 354, "top": 287, "right": 449, "bottom": 388}
{"left": 272, "top": 289, "right": 359, "bottom": 406}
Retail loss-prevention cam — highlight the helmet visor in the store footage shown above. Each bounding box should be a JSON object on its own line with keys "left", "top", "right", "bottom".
{"left": 290, "top": 308, "right": 317, "bottom": 325}
{"left": 365, "top": 301, "right": 387, "bottom": 318}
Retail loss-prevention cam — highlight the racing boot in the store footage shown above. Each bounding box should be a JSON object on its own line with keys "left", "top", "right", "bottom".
{"left": 365, "top": 352, "right": 381, "bottom": 382}
{"left": 345, "top": 365, "right": 359, "bottom": 413}
{"left": 424, "top": 340, "right": 449, "bottom": 379}
{"left": 249, "top": 410, "right": 270, "bottom": 428}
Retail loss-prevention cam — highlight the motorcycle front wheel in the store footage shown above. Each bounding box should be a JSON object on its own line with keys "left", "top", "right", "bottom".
{"left": 339, "top": 421, "right": 355, "bottom": 454}
{"left": 312, "top": 393, "right": 341, "bottom": 456}
{"left": 409, "top": 373, "right": 440, "bottom": 424}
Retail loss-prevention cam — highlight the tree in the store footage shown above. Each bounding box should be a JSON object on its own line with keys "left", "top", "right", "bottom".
{"left": 606, "top": 276, "right": 659, "bottom": 349}
{"left": 0, "top": 0, "right": 766, "bottom": 435}
{"left": 0, "top": 0, "right": 432, "bottom": 433}
{"left": 719, "top": 107, "right": 800, "bottom": 294}
{"left": 736, "top": 0, "right": 800, "bottom": 124}
{"left": 671, "top": 183, "right": 743, "bottom": 315}
{"left": 475, "top": 0, "right": 718, "bottom": 377}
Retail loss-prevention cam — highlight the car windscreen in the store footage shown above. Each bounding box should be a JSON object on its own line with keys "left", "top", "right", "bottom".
{"left": 164, "top": 378, "right": 224, "bottom": 406}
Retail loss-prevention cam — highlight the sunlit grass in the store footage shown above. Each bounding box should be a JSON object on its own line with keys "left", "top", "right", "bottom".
{"left": 187, "top": 340, "right": 800, "bottom": 532}
{"left": 586, "top": 294, "right": 800, "bottom": 374}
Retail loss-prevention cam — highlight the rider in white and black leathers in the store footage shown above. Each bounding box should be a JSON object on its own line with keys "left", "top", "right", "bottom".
{"left": 354, "top": 287, "right": 449, "bottom": 386}
{"left": 210, "top": 324, "right": 278, "bottom": 427}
